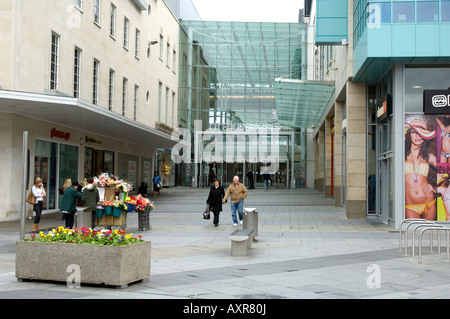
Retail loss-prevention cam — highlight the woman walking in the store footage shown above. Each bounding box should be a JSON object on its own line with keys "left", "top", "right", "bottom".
{"left": 31, "top": 177, "right": 46, "bottom": 232}
{"left": 206, "top": 178, "right": 225, "bottom": 227}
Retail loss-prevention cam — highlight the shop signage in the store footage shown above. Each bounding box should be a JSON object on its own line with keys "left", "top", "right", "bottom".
{"left": 376, "top": 94, "right": 392, "bottom": 121}
{"left": 50, "top": 128, "right": 70, "bottom": 141}
{"left": 423, "top": 90, "right": 450, "bottom": 114}
{"left": 84, "top": 136, "right": 102, "bottom": 145}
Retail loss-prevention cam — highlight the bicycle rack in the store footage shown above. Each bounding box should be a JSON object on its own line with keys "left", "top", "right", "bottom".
{"left": 398, "top": 219, "right": 427, "bottom": 252}
{"left": 418, "top": 227, "right": 450, "bottom": 265}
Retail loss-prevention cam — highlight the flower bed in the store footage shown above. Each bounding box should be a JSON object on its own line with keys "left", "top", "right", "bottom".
{"left": 27, "top": 227, "right": 143, "bottom": 246}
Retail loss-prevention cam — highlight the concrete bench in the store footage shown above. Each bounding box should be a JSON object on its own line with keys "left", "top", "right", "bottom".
{"left": 229, "top": 228, "right": 254, "bottom": 257}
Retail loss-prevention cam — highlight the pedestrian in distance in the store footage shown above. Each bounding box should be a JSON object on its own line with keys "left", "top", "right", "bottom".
{"left": 81, "top": 177, "right": 100, "bottom": 229}
{"left": 206, "top": 178, "right": 225, "bottom": 227}
{"left": 138, "top": 182, "right": 148, "bottom": 197}
{"left": 263, "top": 172, "right": 271, "bottom": 191}
{"left": 246, "top": 169, "right": 255, "bottom": 189}
{"left": 153, "top": 171, "right": 162, "bottom": 199}
{"left": 31, "top": 177, "right": 46, "bottom": 232}
{"left": 223, "top": 176, "right": 248, "bottom": 227}
{"left": 60, "top": 180, "right": 82, "bottom": 229}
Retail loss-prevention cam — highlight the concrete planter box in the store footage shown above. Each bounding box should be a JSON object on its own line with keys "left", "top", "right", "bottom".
{"left": 15, "top": 240, "right": 151, "bottom": 288}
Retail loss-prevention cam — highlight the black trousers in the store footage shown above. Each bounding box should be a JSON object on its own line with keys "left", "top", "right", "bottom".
{"left": 64, "top": 213, "right": 75, "bottom": 229}
{"left": 212, "top": 210, "right": 220, "bottom": 225}
{"left": 33, "top": 201, "right": 43, "bottom": 224}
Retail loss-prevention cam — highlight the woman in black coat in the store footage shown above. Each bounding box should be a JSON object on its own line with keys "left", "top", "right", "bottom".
{"left": 206, "top": 178, "right": 225, "bottom": 227}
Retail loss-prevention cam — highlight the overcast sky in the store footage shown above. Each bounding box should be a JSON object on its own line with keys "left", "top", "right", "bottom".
{"left": 191, "top": 0, "right": 304, "bottom": 23}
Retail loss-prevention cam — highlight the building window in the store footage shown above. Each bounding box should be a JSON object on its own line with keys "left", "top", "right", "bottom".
{"left": 108, "top": 69, "right": 115, "bottom": 111}
{"left": 123, "top": 17, "right": 129, "bottom": 49}
{"left": 172, "top": 91, "right": 176, "bottom": 127}
{"left": 134, "top": 85, "right": 139, "bottom": 121}
{"left": 443, "top": 1, "right": 450, "bottom": 22}
{"left": 166, "top": 43, "right": 170, "bottom": 67}
{"left": 393, "top": 2, "right": 415, "bottom": 23}
{"left": 110, "top": 3, "right": 116, "bottom": 38}
{"left": 94, "top": 0, "right": 101, "bottom": 25}
{"left": 122, "top": 77, "right": 128, "bottom": 116}
{"left": 417, "top": 1, "right": 439, "bottom": 23}
{"left": 172, "top": 50, "right": 177, "bottom": 72}
{"left": 50, "top": 32, "right": 60, "bottom": 90}
{"left": 73, "top": 47, "right": 82, "bottom": 98}
{"left": 93, "top": 59, "right": 100, "bottom": 105}
{"left": 135, "top": 29, "right": 140, "bottom": 58}
{"left": 75, "top": 0, "right": 82, "bottom": 10}
{"left": 158, "top": 81, "right": 162, "bottom": 121}
{"left": 165, "top": 87, "right": 169, "bottom": 123}
{"left": 159, "top": 35, "right": 163, "bottom": 60}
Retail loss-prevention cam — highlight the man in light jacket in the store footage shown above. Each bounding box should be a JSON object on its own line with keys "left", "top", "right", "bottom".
{"left": 223, "top": 176, "right": 248, "bottom": 226}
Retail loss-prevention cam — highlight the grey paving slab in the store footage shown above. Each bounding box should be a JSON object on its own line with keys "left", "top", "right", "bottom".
{"left": 1, "top": 187, "right": 450, "bottom": 300}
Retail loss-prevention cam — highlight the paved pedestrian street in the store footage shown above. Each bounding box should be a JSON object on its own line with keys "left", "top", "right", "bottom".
{"left": 1, "top": 187, "right": 450, "bottom": 302}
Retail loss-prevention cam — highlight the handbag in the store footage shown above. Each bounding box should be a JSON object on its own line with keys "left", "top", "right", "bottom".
{"left": 203, "top": 204, "right": 210, "bottom": 220}
{"left": 26, "top": 191, "right": 36, "bottom": 205}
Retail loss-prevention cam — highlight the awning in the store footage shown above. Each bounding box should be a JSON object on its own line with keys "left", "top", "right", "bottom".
{"left": 273, "top": 78, "right": 335, "bottom": 129}
{"left": 0, "top": 90, "right": 178, "bottom": 148}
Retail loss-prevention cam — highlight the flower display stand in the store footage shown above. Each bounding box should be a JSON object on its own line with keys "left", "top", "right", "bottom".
{"left": 138, "top": 211, "right": 151, "bottom": 231}
{"left": 96, "top": 213, "right": 127, "bottom": 229}
{"left": 15, "top": 240, "right": 151, "bottom": 288}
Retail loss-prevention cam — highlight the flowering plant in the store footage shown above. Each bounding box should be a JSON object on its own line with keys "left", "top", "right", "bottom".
{"left": 135, "top": 195, "right": 154, "bottom": 212}
{"left": 102, "top": 201, "right": 114, "bottom": 207}
{"left": 113, "top": 201, "right": 127, "bottom": 210}
{"left": 94, "top": 173, "right": 118, "bottom": 188}
{"left": 125, "top": 195, "right": 137, "bottom": 205}
{"left": 27, "top": 227, "right": 144, "bottom": 246}
{"left": 115, "top": 180, "right": 132, "bottom": 193}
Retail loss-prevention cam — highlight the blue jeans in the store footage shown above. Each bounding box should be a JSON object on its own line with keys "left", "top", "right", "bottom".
{"left": 230, "top": 200, "right": 243, "bottom": 224}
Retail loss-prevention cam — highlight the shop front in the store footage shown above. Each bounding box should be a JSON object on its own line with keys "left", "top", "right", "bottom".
{"left": 367, "top": 64, "right": 450, "bottom": 229}
{"left": 0, "top": 90, "right": 177, "bottom": 222}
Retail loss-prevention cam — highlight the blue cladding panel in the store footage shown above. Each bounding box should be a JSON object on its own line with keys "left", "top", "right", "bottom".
{"left": 315, "top": 0, "right": 348, "bottom": 45}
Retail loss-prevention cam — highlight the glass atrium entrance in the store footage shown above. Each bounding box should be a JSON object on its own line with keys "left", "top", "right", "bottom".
{"left": 176, "top": 21, "right": 333, "bottom": 188}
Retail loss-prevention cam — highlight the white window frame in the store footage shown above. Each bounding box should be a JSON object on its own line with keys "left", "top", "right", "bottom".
{"left": 135, "top": 28, "right": 140, "bottom": 58}
{"left": 122, "top": 77, "right": 128, "bottom": 116}
{"left": 94, "top": 0, "right": 101, "bottom": 25}
{"left": 108, "top": 69, "right": 115, "bottom": 111}
{"left": 50, "top": 32, "right": 60, "bottom": 90}
{"left": 123, "top": 17, "right": 129, "bottom": 49}
{"left": 110, "top": 3, "right": 116, "bottom": 38}
{"left": 73, "top": 47, "right": 82, "bottom": 98}
{"left": 93, "top": 59, "right": 100, "bottom": 105}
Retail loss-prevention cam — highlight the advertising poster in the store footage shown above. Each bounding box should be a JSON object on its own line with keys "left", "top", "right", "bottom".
{"left": 405, "top": 114, "right": 450, "bottom": 221}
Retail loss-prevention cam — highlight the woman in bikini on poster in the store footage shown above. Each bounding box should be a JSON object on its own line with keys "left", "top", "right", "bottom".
{"left": 436, "top": 115, "right": 450, "bottom": 163}
{"left": 405, "top": 118, "right": 437, "bottom": 220}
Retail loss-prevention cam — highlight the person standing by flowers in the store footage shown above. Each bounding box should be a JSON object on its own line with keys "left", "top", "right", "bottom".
{"left": 153, "top": 171, "right": 162, "bottom": 199}
{"left": 206, "top": 178, "right": 225, "bottom": 227}
{"left": 60, "top": 180, "right": 82, "bottom": 228}
{"left": 31, "top": 177, "right": 46, "bottom": 232}
{"left": 81, "top": 177, "right": 100, "bottom": 228}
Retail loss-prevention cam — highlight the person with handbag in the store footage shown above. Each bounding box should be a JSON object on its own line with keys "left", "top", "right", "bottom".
{"left": 31, "top": 177, "right": 46, "bottom": 232}
{"left": 206, "top": 178, "right": 225, "bottom": 227}
{"left": 153, "top": 171, "right": 162, "bottom": 199}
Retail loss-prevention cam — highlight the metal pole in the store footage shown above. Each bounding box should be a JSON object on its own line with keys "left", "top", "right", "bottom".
{"left": 20, "top": 131, "right": 28, "bottom": 241}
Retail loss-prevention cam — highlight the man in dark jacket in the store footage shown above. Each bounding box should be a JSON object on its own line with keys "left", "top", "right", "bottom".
{"left": 60, "top": 182, "right": 82, "bottom": 229}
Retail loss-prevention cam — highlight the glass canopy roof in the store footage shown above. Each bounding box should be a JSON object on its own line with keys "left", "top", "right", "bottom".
{"left": 274, "top": 78, "right": 335, "bottom": 129}
{"left": 179, "top": 20, "right": 334, "bottom": 130}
